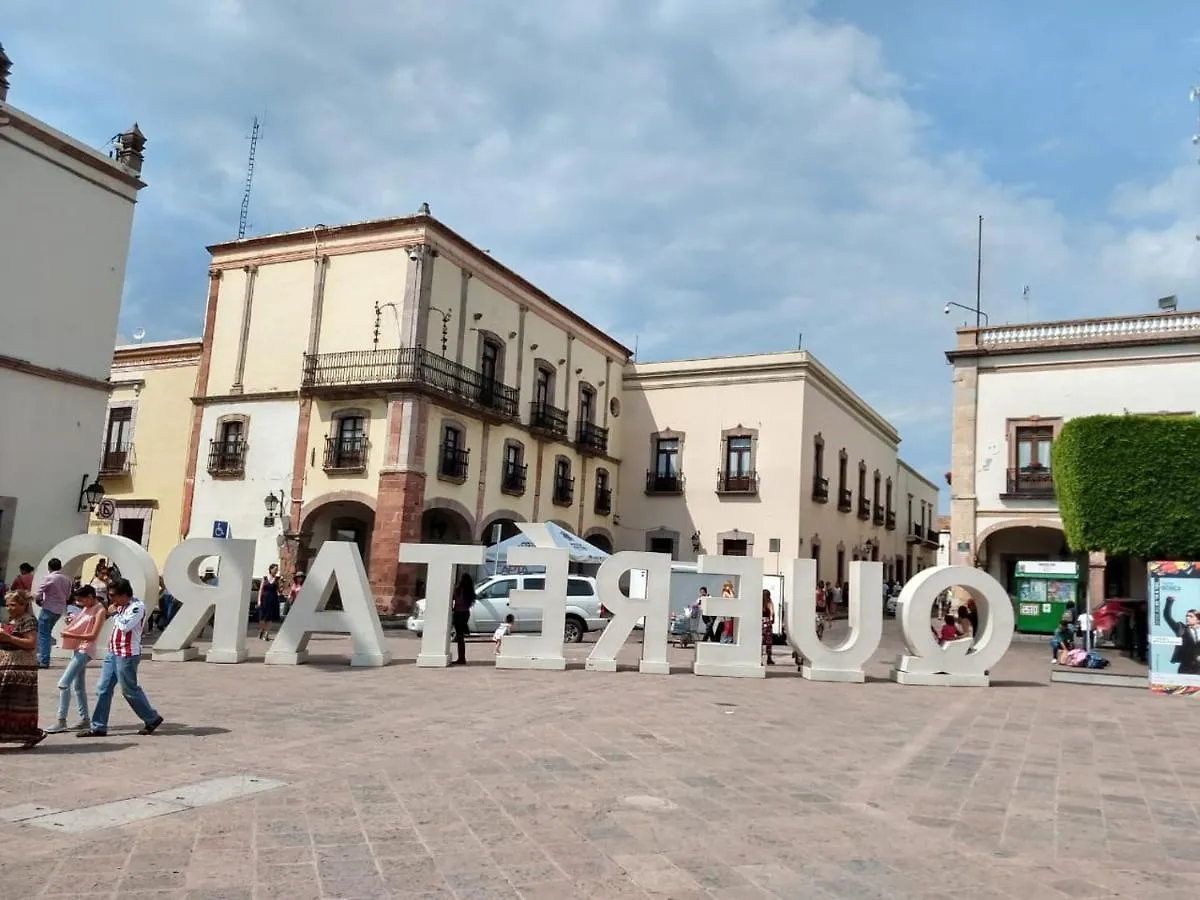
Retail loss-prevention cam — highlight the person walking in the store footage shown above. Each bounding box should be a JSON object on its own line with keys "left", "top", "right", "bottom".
{"left": 451, "top": 572, "right": 475, "bottom": 665}
{"left": 256, "top": 564, "right": 282, "bottom": 641}
{"left": 761, "top": 589, "right": 776, "bottom": 666}
{"left": 34, "top": 557, "right": 72, "bottom": 668}
{"left": 77, "top": 578, "right": 163, "bottom": 738}
{"left": 46, "top": 584, "right": 106, "bottom": 733}
{"left": 697, "top": 586, "right": 715, "bottom": 641}
{"left": 0, "top": 591, "right": 46, "bottom": 749}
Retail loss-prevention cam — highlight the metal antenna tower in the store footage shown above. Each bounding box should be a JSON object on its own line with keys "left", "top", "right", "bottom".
{"left": 238, "top": 116, "right": 261, "bottom": 239}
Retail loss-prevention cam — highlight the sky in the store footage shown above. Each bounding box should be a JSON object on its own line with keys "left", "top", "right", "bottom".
{"left": 6, "top": 0, "right": 1200, "bottom": 498}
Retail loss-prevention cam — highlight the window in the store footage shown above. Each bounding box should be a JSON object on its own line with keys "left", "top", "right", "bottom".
{"left": 647, "top": 434, "right": 684, "bottom": 493}
{"left": 856, "top": 461, "right": 869, "bottom": 519}
{"left": 101, "top": 406, "right": 133, "bottom": 474}
{"left": 480, "top": 579, "right": 515, "bottom": 599}
{"left": 656, "top": 438, "right": 679, "bottom": 476}
{"left": 872, "top": 470, "right": 883, "bottom": 524}
{"left": 884, "top": 477, "right": 895, "bottom": 530}
{"left": 722, "top": 539, "right": 748, "bottom": 556}
{"left": 1005, "top": 418, "right": 1061, "bottom": 497}
{"left": 478, "top": 337, "right": 503, "bottom": 408}
{"left": 535, "top": 365, "right": 554, "bottom": 406}
{"left": 594, "top": 468, "right": 612, "bottom": 514}
{"left": 649, "top": 537, "right": 674, "bottom": 555}
{"left": 326, "top": 413, "right": 367, "bottom": 471}
{"left": 720, "top": 434, "right": 756, "bottom": 493}
{"left": 907, "top": 494, "right": 914, "bottom": 534}
{"left": 501, "top": 442, "right": 526, "bottom": 495}
{"left": 566, "top": 579, "right": 593, "bottom": 596}
{"left": 579, "top": 385, "right": 595, "bottom": 425}
{"left": 553, "top": 457, "right": 574, "bottom": 506}
{"left": 813, "top": 434, "right": 825, "bottom": 478}
{"left": 837, "top": 449, "right": 850, "bottom": 511}
{"left": 208, "top": 416, "right": 247, "bottom": 476}
{"left": 524, "top": 578, "right": 546, "bottom": 591}
{"left": 811, "top": 541, "right": 821, "bottom": 581}
{"left": 1016, "top": 425, "right": 1053, "bottom": 470}
{"left": 836, "top": 547, "right": 845, "bottom": 585}
{"left": 576, "top": 384, "right": 607, "bottom": 453}
{"left": 439, "top": 424, "right": 468, "bottom": 481}
{"left": 221, "top": 419, "right": 244, "bottom": 448}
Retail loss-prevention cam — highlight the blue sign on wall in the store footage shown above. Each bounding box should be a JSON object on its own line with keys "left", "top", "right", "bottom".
{"left": 212, "top": 520, "right": 229, "bottom": 539}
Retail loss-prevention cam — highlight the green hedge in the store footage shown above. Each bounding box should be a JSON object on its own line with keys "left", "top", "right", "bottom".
{"left": 1052, "top": 414, "right": 1200, "bottom": 559}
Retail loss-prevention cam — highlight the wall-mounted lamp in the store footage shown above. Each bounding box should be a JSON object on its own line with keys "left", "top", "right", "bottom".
{"left": 427, "top": 305, "right": 452, "bottom": 356}
{"left": 597, "top": 380, "right": 605, "bottom": 387}
{"left": 575, "top": 367, "right": 583, "bottom": 375}
{"left": 77, "top": 475, "right": 104, "bottom": 513}
{"left": 558, "top": 358, "right": 566, "bottom": 365}
{"left": 529, "top": 343, "right": 539, "bottom": 351}
{"left": 690, "top": 531, "right": 702, "bottom": 553}
{"left": 263, "top": 490, "right": 286, "bottom": 527}
{"left": 472, "top": 312, "right": 483, "bottom": 321}
{"left": 508, "top": 331, "right": 517, "bottom": 339}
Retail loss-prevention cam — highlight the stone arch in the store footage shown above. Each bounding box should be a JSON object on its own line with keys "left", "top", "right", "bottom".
{"left": 584, "top": 527, "right": 614, "bottom": 551}
{"left": 478, "top": 509, "right": 527, "bottom": 542}
{"left": 548, "top": 518, "right": 575, "bottom": 533}
{"left": 299, "top": 490, "right": 377, "bottom": 532}
{"left": 976, "top": 517, "right": 1064, "bottom": 548}
{"left": 423, "top": 496, "right": 476, "bottom": 533}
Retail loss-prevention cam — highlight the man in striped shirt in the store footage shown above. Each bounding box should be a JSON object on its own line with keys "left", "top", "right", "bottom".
{"left": 77, "top": 578, "right": 164, "bottom": 738}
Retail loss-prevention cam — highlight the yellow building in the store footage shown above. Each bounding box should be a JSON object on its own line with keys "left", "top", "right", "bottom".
{"left": 89, "top": 339, "right": 202, "bottom": 566}
{"left": 183, "top": 206, "right": 631, "bottom": 612}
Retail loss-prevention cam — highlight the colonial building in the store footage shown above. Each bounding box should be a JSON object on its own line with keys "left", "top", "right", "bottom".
{"left": 0, "top": 43, "right": 147, "bottom": 579}
{"left": 88, "top": 340, "right": 202, "bottom": 565}
{"left": 946, "top": 308, "right": 1200, "bottom": 602}
{"left": 184, "top": 207, "right": 631, "bottom": 612}
{"left": 618, "top": 352, "right": 939, "bottom": 585}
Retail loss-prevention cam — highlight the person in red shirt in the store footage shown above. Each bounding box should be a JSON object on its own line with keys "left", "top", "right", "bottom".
{"left": 935, "top": 614, "right": 960, "bottom": 644}
{"left": 9, "top": 564, "right": 34, "bottom": 594}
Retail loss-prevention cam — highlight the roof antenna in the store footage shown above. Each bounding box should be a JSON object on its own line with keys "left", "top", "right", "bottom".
{"left": 633, "top": 334, "right": 639, "bottom": 361}
{"left": 797, "top": 332, "right": 803, "bottom": 350}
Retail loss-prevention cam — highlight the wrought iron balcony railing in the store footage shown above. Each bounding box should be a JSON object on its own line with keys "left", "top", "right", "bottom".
{"left": 207, "top": 439, "right": 246, "bottom": 476}
{"left": 301, "top": 348, "right": 519, "bottom": 419}
{"left": 717, "top": 469, "right": 758, "bottom": 494}
{"left": 837, "top": 487, "right": 853, "bottom": 512}
{"left": 576, "top": 420, "right": 609, "bottom": 455}
{"left": 812, "top": 475, "right": 829, "bottom": 503}
{"left": 594, "top": 486, "right": 612, "bottom": 515}
{"left": 646, "top": 471, "right": 684, "bottom": 494}
{"left": 501, "top": 462, "right": 527, "bottom": 495}
{"left": 529, "top": 400, "right": 569, "bottom": 437}
{"left": 552, "top": 475, "right": 575, "bottom": 506}
{"left": 439, "top": 446, "right": 469, "bottom": 481}
{"left": 323, "top": 435, "right": 368, "bottom": 472}
{"left": 99, "top": 442, "right": 133, "bottom": 476}
{"left": 1003, "top": 466, "right": 1055, "bottom": 499}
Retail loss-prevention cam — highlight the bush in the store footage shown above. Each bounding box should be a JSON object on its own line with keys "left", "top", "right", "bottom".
{"left": 1052, "top": 415, "right": 1200, "bottom": 558}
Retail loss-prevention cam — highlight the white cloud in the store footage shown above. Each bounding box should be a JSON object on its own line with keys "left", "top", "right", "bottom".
{"left": 6, "top": 0, "right": 1200, "bottom": 489}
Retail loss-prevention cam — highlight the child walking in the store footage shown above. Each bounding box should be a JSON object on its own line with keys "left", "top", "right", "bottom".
{"left": 493, "top": 614, "right": 515, "bottom": 654}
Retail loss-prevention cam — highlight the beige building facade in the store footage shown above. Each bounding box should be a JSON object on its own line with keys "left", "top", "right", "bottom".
{"left": 183, "top": 208, "right": 631, "bottom": 612}
{"left": 947, "top": 309, "right": 1200, "bottom": 603}
{"left": 88, "top": 340, "right": 201, "bottom": 566}
{"left": 618, "top": 352, "right": 938, "bottom": 586}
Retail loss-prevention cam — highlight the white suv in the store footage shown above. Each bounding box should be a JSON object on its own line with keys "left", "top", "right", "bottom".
{"left": 407, "top": 574, "right": 604, "bottom": 643}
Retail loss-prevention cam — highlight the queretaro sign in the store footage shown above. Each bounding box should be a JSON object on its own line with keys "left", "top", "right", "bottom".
{"left": 32, "top": 527, "right": 1015, "bottom": 686}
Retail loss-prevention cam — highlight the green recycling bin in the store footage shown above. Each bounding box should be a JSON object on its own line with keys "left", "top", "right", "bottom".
{"left": 1013, "top": 560, "right": 1080, "bottom": 634}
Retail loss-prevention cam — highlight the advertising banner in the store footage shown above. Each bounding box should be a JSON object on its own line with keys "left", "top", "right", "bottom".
{"left": 1147, "top": 561, "right": 1200, "bottom": 694}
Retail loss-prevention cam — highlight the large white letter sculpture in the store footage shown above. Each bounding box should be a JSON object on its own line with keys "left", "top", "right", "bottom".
{"left": 891, "top": 566, "right": 1015, "bottom": 686}
{"left": 694, "top": 554, "right": 765, "bottom": 678}
{"left": 36, "top": 534, "right": 158, "bottom": 660}
{"left": 586, "top": 551, "right": 672, "bottom": 675}
{"left": 786, "top": 560, "right": 883, "bottom": 683}
{"left": 153, "top": 538, "right": 255, "bottom": 663}
{"left": 398, "top": 542, "right": 485, "bottom": 667}
{"left": 265, "top": 542, "right": 390, "bottom": 667}
{"left": 497, "top": 546, "right": 569, "bottom": 670}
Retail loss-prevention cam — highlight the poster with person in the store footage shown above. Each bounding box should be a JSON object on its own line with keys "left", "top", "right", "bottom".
{"left": 1147, "top": 561, "right": 1200, "bottom": 694}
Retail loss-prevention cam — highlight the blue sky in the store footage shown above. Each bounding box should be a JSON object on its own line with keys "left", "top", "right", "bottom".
{"left": 6, "top": 0, "right": 1200, "bottom": 497}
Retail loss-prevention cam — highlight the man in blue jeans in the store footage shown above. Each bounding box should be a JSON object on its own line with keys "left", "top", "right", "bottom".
{"left": 78, "top": 578, "right": 164, "bottom": 738}
{"left": 34, "top": 557, "right": 72, "bottom": 668}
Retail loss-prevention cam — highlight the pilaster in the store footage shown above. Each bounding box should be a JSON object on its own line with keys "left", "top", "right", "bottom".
{"left": 949, "top": 360, "right": 979, "bottom": 567}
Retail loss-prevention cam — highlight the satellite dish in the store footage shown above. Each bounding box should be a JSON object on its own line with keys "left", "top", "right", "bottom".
{"left": 131, "top": 328, "right": 146, "bottom": 342}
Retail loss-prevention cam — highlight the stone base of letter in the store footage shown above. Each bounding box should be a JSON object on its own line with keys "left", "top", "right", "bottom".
{"left": 802, "top": 665, "right": 865, "bottom": 683}
{"left": 264, "top": 649, "right": 307, "bottom": 665}
{"left": 496, "top": 656, "right": 566, "bottom": 671}
{"left": 416, "top": 652, "right": 450, "bottom": 668}
{"left": 152, "top": 647, "right": 201, "bottom": 662}
{"left": 584, "top": 659, "right": 670, "bottom": 674}
{"left": 889, "top": 668, "right": 989, "bottom": 687}
{"left": 693, "top": 662, "right": 765, "bottom": 679}
{"left": 350, "top": 650, "right": 391, "bottom": 667}
{"left": 206, "top": 647, "right": 248, "bottom": 664}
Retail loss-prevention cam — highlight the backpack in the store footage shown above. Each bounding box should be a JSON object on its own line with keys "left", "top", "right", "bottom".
{"left": 1085, "top": 651, "right": 1109, "bottom": 669}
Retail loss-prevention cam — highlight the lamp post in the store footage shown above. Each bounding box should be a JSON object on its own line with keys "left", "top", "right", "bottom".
{"left": 427, "top": 305, "right": 452, "bottom": 357}
{"left": 944, "top": 300, "right": 989, "bottom": 327}
{"left": 263, "top": 490, "right": 285, "bottom": 527}
{"left": 942, "top": 215, "right": 989, "bottom": 328}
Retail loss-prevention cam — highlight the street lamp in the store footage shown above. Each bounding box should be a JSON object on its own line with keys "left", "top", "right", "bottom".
{"left": 944, "top": 300, "right": 989, "bottom": 327}
{"left": 77, "top": 475, "right": 104, "bottom": 512}
{"left": 427, "top": 305, "right": 452, "bottom": 357}
{"left": 263, "top": 490, "right": 285, "bottom": 527}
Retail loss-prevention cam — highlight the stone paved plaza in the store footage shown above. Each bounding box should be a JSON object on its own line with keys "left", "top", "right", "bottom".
{"left": 0, "top": 620, "right": 1197, "bottom": 900}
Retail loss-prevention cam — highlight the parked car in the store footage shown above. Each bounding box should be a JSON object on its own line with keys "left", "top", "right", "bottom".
{"left": 406, "top": 574, "right": 604, "bottom": 643}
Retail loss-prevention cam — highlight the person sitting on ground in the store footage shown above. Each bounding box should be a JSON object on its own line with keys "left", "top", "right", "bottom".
{"left": 934, "top": 614, "right": 959, "bottom": 645}
{"left": 1050, "top": 616, "right": 1074, "bottom": 664}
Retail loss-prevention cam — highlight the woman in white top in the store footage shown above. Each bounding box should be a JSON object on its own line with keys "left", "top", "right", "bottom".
{"left": 89, "top": 560, "right": 110, "bottom": 606}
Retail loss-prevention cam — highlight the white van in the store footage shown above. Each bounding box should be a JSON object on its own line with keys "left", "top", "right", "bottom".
{"left": 406, "top": 573, "right": 604, "bottom": 643}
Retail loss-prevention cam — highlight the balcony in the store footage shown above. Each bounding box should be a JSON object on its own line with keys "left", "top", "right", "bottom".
{"left": 717, "top": 469, "right": 758, "bottom": 495}
{"left": 646, "top": 471, "right": 684, "bottom": 495}
{"left": 552, "top": 475, "right": 575, "bottom": 507}
{"left": 99, "top": 442, "right": 133, "bottom": 477}
{"left": 812, "top": 476, "right": 829, "bottom": 504}
{"left": 500, "top": 462, "right": 527, "bottom": 496}
{"left": 576, "top": 420, "right": 609, "bottom": 456}
{"left": 301, "top": 348, "right": 519, "bottom": 420}
{"left": 872, "top": 503, "right": 884, "bottom": 526}
{"left": 924, "top": 528, "right": 940, "bottom": 547}
{"left": 1002, "top": 466, "right": 1056, "bottom": 500}
{"left": 885, "top": 510, "right": 896, "bottom": 531}
{"left": 438, "top": 445, "right": 469, "bottom": 482}
{"left": 594, "top": 486, "right": 612, "bottom": 515}
{"left": 529, "top": 400, "right": 568, "bottom": 438}
{"left": 837, "top": 488, "right": 852, "bottom": 512}
{"left": 857, "top": 497, "right": 870, "bottom": 520}
{"left": 323, "top": 435, "right": 368, "bottom": 473}
{"left": 906, "top": 521, "right": 923, "bottom": 544}
{"left": 207, "top": 439, "right": 246, "bottom": 477}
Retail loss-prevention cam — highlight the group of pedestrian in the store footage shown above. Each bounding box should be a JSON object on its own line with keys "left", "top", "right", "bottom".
{"left": 933, "top": 599, "right": 979, "bottom": 645}
{"left": 0, "top": 558, "right": 165, "bottom": 748}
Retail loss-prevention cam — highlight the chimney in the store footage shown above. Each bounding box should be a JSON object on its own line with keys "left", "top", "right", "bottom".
{"left": 0, "top": 43, "right": 12, "bottom": 103}
{"left": 114, "top": 122, "right": 146, "bottom": 174}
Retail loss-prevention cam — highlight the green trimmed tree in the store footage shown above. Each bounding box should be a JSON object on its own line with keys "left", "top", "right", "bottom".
{"left": 1052, "top": 414, "right": 1200, "bottom": 559}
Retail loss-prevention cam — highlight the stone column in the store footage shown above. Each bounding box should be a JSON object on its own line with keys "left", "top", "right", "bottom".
{"left": 949, "top": 355, "right": 979, "bottom": 568}
{"left": 368, "top": 395, "right": 428, "bottom": 613}
{"left": 1087, "top": 550, "right": 1106, "bottom": 609}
